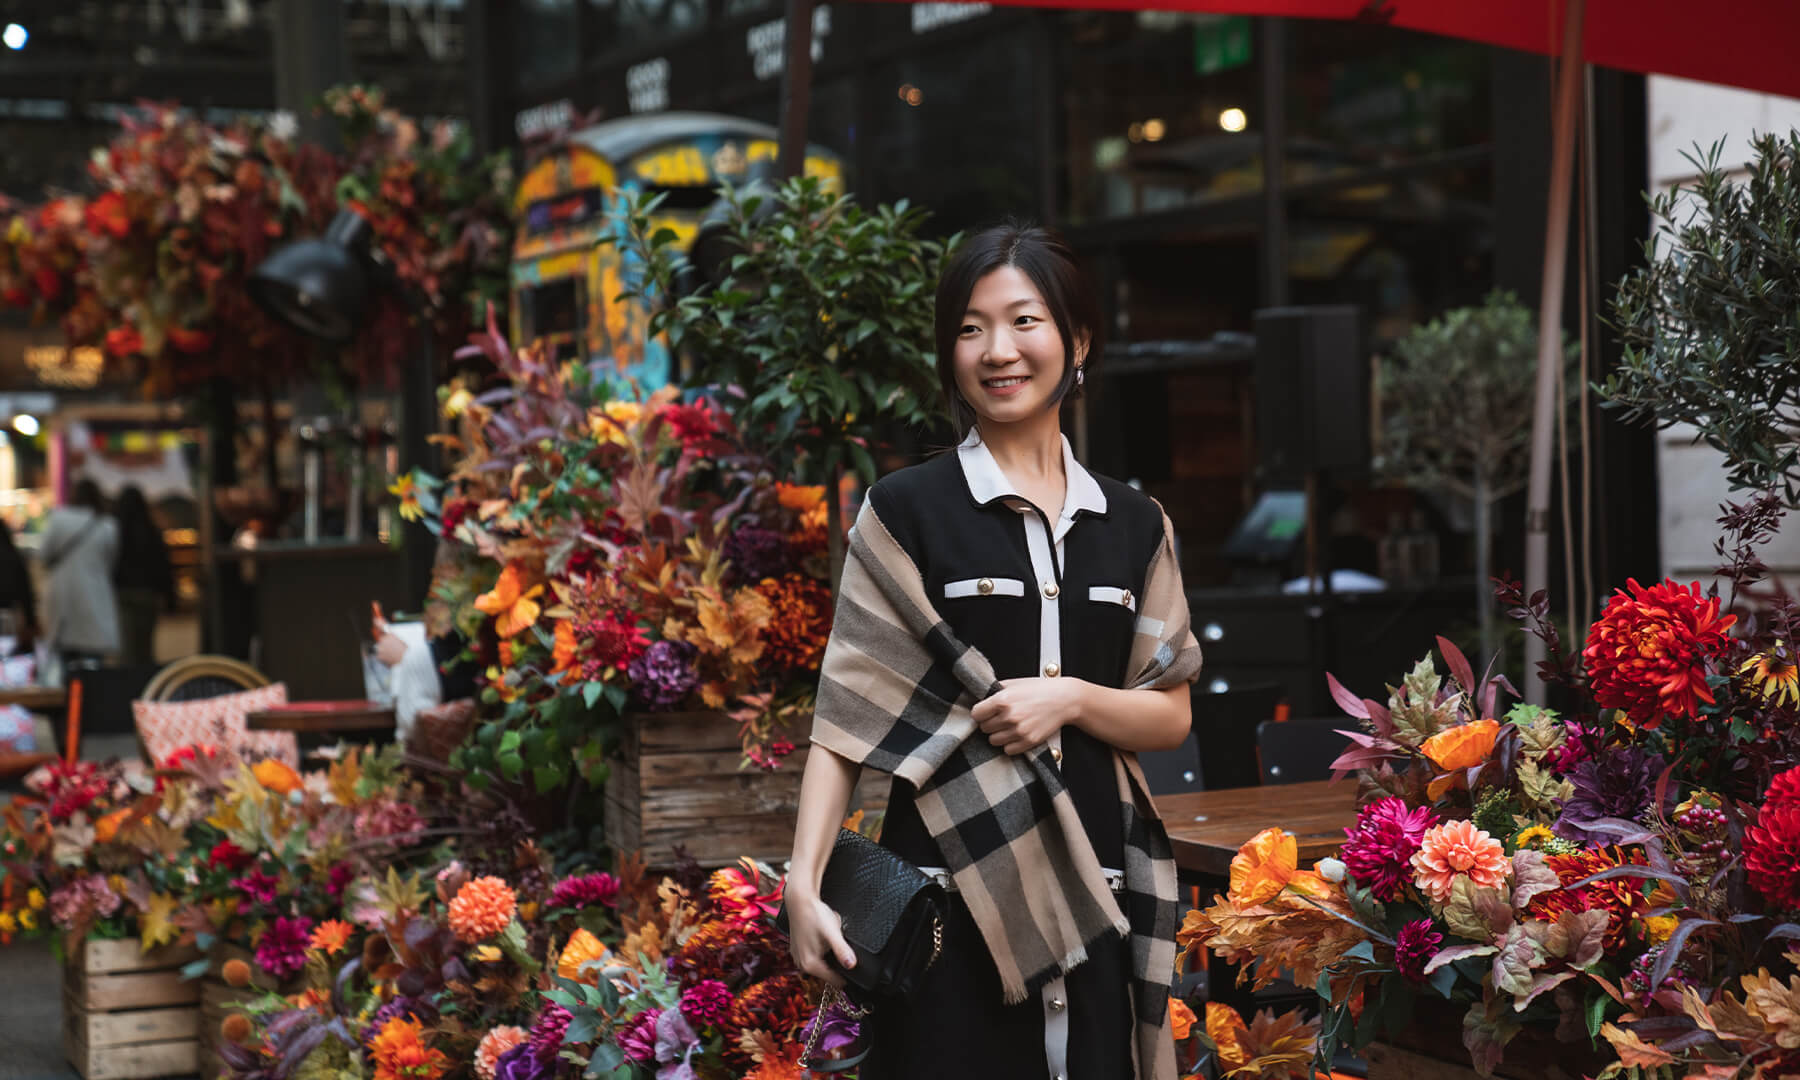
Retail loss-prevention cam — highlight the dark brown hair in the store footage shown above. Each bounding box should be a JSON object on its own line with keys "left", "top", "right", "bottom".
{"left": 933, "top": 221, "right": 1100, "bottom": 436}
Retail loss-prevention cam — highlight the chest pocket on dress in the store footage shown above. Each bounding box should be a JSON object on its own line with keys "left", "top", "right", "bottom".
{"left": 944, "top": 577, "right": 1026, "bottom": 599}
{"left": 1087, "top": 585, "right": 1137, "bottom": 612}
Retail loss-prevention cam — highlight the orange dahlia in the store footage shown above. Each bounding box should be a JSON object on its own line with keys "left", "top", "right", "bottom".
{"left": 753, "top": 574, "right": 832, "bottom": 671}
{"left": 448, "top": 876, "right": 517, "bottom": 943}
{"left": 473, "top": 1026, "right": 527, "bottom": 1080}
{"left": 1410, "top": 820, "right": 1508, "bottom": 903}
{"left": 1582, "top": 578, "right": 1736, "bottom": 728}
{"left": 369, "top": 1017, "right": 450, "bottom": 1080}
{"left": 1524, "top": 847, "right": 1650, "bottom": 951}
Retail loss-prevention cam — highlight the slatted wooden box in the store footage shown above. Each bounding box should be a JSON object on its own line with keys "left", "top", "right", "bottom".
{"left": 196, "top": 942, "right": 287, "bottom": 1080}
{"left": 603, "top": 711, "right": 887, "bottom": 868}
{"left": 62, "top": 939, "right": 202, "bottom": 1080}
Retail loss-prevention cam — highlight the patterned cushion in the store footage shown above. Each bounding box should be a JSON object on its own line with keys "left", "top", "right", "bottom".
{"left": 133, "top": 682, "right": 297, "bottom": 767}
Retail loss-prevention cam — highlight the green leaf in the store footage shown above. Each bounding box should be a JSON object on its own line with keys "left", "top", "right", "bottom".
{"left": 498, "top": 750, "right": 523, "bottom": 782}
{"left": 583, "top": 681, "right": 605, "bottom": 710}
{"left": 1586, "top": 990, "right": 1610, "bottom": 1040}
{"left": 532, "top": 765, "right": 565, "bottom": 793}
{"left": 1429, "top": 964, "right": 1458, "bottom": 999}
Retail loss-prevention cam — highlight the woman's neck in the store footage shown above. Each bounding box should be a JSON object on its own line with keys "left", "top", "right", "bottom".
{"left": 975, "top": 413, "right": 1065, "bottom": 494}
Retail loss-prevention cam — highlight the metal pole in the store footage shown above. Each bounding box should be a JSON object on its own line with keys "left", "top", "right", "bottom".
{"left": 777, "top": 0, "right": 817, "bottom": 179}
{"left": 1522, "top": 0, "right": 1587, "bottom": 701}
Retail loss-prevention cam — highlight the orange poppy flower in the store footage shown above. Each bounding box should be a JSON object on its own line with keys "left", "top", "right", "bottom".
{"left": 1170, "top": 996, "right": 1197, "bottom": 1041}
{"left": 475, "top": 564, "right": 544, "bottom": 639}
{"left": 310, "top": 919, "right": 354, "bottom": 956}
{"left": 1228, "top": 827, "right": 1296, "bottom": 906}
{"left": 774, "top": 483, "right": 825, "bottom": 512}
{"left": 551, "top": 620, "right": 579, "bottom": 675}
{"left": 1205, "top": 1002, "right": 1252, "bottom": 1073}
{"left": 556, "top": 928, "right": 609, "bottom": 984}
{"left": 1422, "top": 719, "right": 1500, "bottom": 799}
{"left": 93, "top": 808, "right": 131, "bottom": 844}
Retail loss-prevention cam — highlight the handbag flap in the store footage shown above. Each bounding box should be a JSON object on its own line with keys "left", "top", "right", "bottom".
{"left": 819, "top": 828, "right": 939, "bottom": 954}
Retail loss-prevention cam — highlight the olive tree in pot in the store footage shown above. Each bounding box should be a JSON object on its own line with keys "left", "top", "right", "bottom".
{"left": 1376, "top": 291, "right": 1576, "bottom": 664}
{"left": 1607, "top": 130, "right": 1800, "bottom": 507}
{"left": 618, "top": 178, "right": 954, "bottom": 586}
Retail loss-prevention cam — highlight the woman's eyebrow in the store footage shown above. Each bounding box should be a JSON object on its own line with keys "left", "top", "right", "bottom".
{"left": 963, "top": 298, "right": 1046, "bottom": 317}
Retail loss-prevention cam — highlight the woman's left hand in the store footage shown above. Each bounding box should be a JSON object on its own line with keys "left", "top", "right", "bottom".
{"left": 973, "top": 677, "right": 1085, "bottom": 755}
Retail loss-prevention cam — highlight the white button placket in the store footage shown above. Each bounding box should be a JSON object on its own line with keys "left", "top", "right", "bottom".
{"left": 1018, "top": 500, "right": 1076, "bottom": 1079}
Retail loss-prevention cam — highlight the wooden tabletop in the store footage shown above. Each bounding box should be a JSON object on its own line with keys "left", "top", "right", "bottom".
{"left": 0, "top": 686, "right": 67, "bottom": 711}
{"left": 246, "top": 702, "right": 396, "bottom": 733}
{"left": 1155, "top": 779, "right": 1357, "bottom": 880}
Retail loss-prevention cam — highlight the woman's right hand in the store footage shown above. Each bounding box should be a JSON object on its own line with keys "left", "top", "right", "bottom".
{"left": 785, "top": 886, "right": 857, "bottom": 987}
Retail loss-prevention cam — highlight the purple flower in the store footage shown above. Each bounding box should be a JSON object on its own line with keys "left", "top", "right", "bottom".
{"left": 528, "top": 1002, "right": 571, "bottom": 1062}
{"left": 493, "top": 1044, "right": 552, "bottom": 1080}
{"left": 1555, "top": 746, "right": 1670, "bottom": 845}
{"left": 811, "top": 996, "right": 864, "bottom": 1057}
{"left": 548, "top": 872, "right": 619, "bottom": 910}
{"left": 723, "top": 526, "right": 790, "bottom": 584}
{"left": 679, "top": 979, "right": 732, "bottom": 1028}
{"left": 1340, "top": 797, "right": 1441, "bottom": 901}
{"left": 1394, "top": 919, "right": 1443, "bottom": 984}
{"left": 617, "top": 1009, "right": 661, "bottom": 1064}
{"left": 653, "top": 1007, "right": 699, "bottom": 1063}
{"left": 326, "top": 861, "right": 356, "bottom": 901}
{"left": 254, "top": 915, "right": 313, "bottom": 980}
{"left": 628, "top": 640, "right": 699, "bottom": 712}
{"left": 232, "top": 869, "right": 280, "bottom": 908}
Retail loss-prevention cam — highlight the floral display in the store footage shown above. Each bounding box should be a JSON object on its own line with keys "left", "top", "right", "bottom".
{"left": 0, "top": 86, "right": 511, "bottom": 396}
{"left": 412, "top": 311, "right": 836, "bottom": 783}
{"left": 1182, "top": 501, "right": 1800, "bottom": 1079}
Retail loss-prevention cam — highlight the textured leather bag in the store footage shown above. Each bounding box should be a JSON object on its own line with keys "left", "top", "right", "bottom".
{"left": 776, "top": 827, "right": 948, "bottom": 1000}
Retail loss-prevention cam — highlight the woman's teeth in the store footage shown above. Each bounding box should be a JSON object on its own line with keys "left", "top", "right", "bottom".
{"left": 984, "top": 376, "right": 1028, "bottom": 387}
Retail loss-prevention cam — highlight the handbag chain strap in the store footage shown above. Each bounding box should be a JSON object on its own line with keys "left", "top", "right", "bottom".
{"left": 800, "top": 915, "right": 943, "bottom": 1066}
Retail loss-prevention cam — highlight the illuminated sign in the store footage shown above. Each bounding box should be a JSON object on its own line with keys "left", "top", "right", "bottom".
{"left": 24, "top": 345, "right": 103, "bottom": 388}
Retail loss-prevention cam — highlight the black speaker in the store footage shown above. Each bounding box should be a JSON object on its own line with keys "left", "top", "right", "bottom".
{"left": 1251, "top": 306, "right": 1368, "bottom": 486}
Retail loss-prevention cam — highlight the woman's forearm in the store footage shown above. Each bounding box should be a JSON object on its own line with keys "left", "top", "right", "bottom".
{"left": 1071, "top": 681, "right": 1191, "bottom": 752}
{"left": 787, "top": 743, "right": 862, "bottom": 898}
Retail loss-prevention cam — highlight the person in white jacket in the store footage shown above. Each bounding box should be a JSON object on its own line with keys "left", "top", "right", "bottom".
{"left": 40, "top": 479, "right": 120, "bottom": 670}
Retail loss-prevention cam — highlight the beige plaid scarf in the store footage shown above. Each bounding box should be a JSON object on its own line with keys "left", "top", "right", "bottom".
{"left": 811, "top": 499, "right": 1202, "bottom": 1080}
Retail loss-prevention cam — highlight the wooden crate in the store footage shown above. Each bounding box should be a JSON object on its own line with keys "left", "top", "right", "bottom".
{"left": 604, "top": 710, "right": 888, "bottom": 868}
{"left": 63, "top": 939, "right": 202, "bottom": 1080}
{"left": 195, "top": 942, "right": 290, "bottom": 1080}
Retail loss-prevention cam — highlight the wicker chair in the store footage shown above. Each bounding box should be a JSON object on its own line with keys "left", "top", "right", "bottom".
{"left": 141, "top": 655, "right": 270, "bottom": 703}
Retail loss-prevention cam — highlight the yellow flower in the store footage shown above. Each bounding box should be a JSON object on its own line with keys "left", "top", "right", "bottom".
{"left": 471, "top": 945, "right": 502, "bottom": 963}
{"left": 388, "top": 473, "right": 424, "bottom": 523}
{"left": 1514, "top": 825, "right": 1557, "bottom": 850}
{"left": 1740, "top": 642, "right": 1800, "bottom": 708}
{"left": 442, "top": 386, "right": 474, "bottom": 419}
{"left": 18, "top": 908, "right": 36, "bottom": 931}
{"left": 589, "top": 400, "right": 643, "bottom": 446}
{"left": 1641, "top": 915, "right": 1678, "bottom": 945}
{"left": 0, "top": 911, "right": 17, "bottom": 934}
{"left": 27, "top": 888, "right": 45, "bottom": 911}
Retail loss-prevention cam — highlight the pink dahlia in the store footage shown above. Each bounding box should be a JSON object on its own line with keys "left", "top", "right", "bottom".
{"left": 1341, "top": 797, "right": 1441, "bottom": 901}
{"left": 255, "top": 915, "right": 314, "bottom": 980}
{"left": 548, "top": 872, "right": 619, "bottom": 910}
{"left": 232, "top": 869, "right": 279, "bottom": 908}
{"left": 1410, "top": 820, "right": 1509, "bottom": 904}
{"left": 1394, "top": 918, "right": 1443, "bottom": 984}
{"left": 617, "top": 1008, "right": 661, "bottom": 1064}
{"left": 679, "top": 979, "right": 733, "bottom": 1028}
{"left": 474, "top": 1026, "right": 528, "bottom": 1080}
{"left": 528, "top": 1002, "right": 571, "bottom": 1062}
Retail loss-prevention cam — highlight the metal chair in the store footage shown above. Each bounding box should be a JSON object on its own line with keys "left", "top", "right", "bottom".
{"left": 1138, "top": 731, "right": 1205, "bottom": 795}
{"left": 1255, "top": 715, "right": 1352, "bottom": 784}
{"left": 141, "top": 655, "right": 269, "bottom": 702}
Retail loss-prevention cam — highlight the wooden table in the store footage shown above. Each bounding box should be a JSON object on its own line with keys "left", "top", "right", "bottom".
{"left": 1156, "top": 779, "right": 1357, "bottom": 880}
{"left": 246, "top": 701, "right": 396, "bottom": 734}
{"left": 0, "top": 686, "right": 67, "bottom": 711}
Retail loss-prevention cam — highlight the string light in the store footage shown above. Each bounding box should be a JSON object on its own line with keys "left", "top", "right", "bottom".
{"left": 1219, "top": 107, "right": 1248, "bottom": 133}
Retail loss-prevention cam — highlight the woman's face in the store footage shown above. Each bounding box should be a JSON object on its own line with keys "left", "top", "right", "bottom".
{"left": 952, "top": 265, "right": 1081, "bottom": 431}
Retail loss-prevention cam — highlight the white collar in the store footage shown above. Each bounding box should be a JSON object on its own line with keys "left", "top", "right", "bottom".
{"left": 956, "top": 428, "right": 1108, "bottom": 522}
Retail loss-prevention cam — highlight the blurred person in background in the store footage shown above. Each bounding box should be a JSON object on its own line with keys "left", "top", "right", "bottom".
{"left": 0, "top": 518, "right": 38, "bottom": 656}
{"left": 113, "top": 486, "right": 173, "bottom": 667}
{"left": 41, "top": 479, "right": 120, "bottom": 671}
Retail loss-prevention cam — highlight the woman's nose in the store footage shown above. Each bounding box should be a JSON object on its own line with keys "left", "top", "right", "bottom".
{"left": 985, "top": 330, "right": 1020, "bottom": 362}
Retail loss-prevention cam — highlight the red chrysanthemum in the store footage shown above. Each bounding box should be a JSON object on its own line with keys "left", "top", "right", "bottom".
{"left": 1524, "top": 847, "right": 1651, "bottom": 950}
{"left": 753, "top": 573, "right": 832, "bottom": 672}
{"left": 1745, "top": 803, "right": 1800, "bottom": 910}
{"left": 1582, "top": 578, "right": 1736, "bottom": 728}
{"left": 721, "top": 973, "right": 808, "bottom": 1069}
{"left": 1765, "top": 766, "right": 1800, "bottom": 810}
{"left": 660, "top": 400, "right": 723, "bottom": 450}
{"left": 576, "top": 610, "right": 651, "bottom": 681}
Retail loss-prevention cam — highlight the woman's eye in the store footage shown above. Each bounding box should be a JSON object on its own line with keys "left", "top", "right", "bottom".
{"left": 1015, "top": 316, "right": 1038, "bottom": 327}
{"left": 959, "top": 324, "right": 980, "bottom": 336}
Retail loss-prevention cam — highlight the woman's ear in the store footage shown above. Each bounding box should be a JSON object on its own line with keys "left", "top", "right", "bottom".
{"left": 1073, "top": 332, "right": 1091, "bottom": 369}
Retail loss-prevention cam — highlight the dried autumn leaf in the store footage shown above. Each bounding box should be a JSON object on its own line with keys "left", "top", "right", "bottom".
{"left": 1739, "top": 968, "right": 1800, "bottom": 1049}
{"left": 1599, "top": 1022, "right": 1677, "bottom": 1069}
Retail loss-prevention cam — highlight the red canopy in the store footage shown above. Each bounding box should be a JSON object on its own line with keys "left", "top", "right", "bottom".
{"left": 870, "top": 0, "right": 1800, "bottom": 102}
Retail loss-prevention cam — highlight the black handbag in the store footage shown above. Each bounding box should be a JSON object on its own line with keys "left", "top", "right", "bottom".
{"left": 775, "top": 827, "right": 949, "bottom": 1000}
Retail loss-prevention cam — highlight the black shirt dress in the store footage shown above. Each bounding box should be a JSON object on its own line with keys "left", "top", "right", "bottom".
{"left": 854, "top": 430, "right": 1179, "bottom": 1080}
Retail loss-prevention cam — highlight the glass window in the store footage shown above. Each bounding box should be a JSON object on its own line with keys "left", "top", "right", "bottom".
{"left": 515, "top": 0, "right": 581, "bottom": 90}
{"left": 1062, "top": 12, "right": 1265, "bottom": 224}
{"left": 859, "top": 31, "right": 1040, "bottom": 234}
{"left": 587, "top": 0, "right": 709, "bottom": 59}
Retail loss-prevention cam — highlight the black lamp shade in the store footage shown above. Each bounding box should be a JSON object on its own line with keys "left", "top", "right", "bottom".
{"left": 248, "top": 210, "right": 376, "bottom": 343}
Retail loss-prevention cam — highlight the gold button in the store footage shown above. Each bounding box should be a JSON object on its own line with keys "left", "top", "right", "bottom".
{"left": 1043, "top": 662, "right": 1060, "bottom": 678}
{"left": 1051, "top": 747, "right": 1063, "bottom": 764}
{"left": 977, "top": 578, "right": 994, "bottom": 595}
{"left": 1049, "top": 998, "right": 1066, "bottom": 1012}
{"left": 1121, "top": 589, "right": 1132, "bottom": 607}
{"left": 1042, "top": 582, "right": 1059, "bottom": 599}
